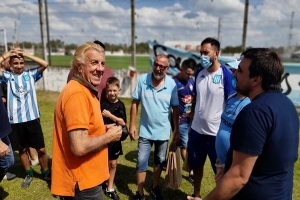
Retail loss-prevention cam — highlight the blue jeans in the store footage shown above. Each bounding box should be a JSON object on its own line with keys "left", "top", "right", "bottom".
{"left": 0, "top": 136, "right": 14, "bottom": 181}
{"left": 177, "top": 123, "right": 189, "bottom": 148}
{"left": 136, "top": 137, "right": 168, "bottom": 172}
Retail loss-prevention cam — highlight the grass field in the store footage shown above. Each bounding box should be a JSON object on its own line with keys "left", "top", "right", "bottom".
{"left": 0, "top": 91, "right": 299, "bottom": 200}
{"left": 51, "top": 55, "right": 151, "bottom": 71}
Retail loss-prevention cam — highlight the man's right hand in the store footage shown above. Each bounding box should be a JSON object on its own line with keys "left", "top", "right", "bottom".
{"left": 215, "top": 163, "right": 225, "bottom": 183}
{"left": 106, "top": 125, "right": 122, "bottom": 143}
{"left": 129, "top": 125, "right": 137, "bottom": 141}
{"left": 0, "top": 140, "right": 10, "bottom": 157}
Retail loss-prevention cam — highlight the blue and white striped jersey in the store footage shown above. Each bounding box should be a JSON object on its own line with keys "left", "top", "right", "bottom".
{"left": 1, "top": 67, "right": 42, "bottom": 124}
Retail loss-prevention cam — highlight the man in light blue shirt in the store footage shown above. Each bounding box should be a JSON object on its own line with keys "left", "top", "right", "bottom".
{"left": 129, "top": 54, "right": 180, "bottom": 200}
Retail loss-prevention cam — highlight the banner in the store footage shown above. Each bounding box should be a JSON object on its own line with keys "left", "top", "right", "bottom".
{"left": 148, "top": 41, "right": 236, "bottom": 76}
{"left": 148, "top": 41, "right": 300, "bottom": 107}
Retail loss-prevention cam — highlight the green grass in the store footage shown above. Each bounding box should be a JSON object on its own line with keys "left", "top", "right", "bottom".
{"left": 51, "top": 55, "right": 151, "bottom": 71}
{"left": 1, "top": 91, "right": 299, "bottom": 199}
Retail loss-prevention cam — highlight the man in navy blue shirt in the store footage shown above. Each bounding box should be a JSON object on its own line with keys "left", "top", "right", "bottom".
{"left": 188, "top": 48, "right": 299, "bottom": 200}
{"left": 0, "top": 96, "right": 12, "bottom": 181}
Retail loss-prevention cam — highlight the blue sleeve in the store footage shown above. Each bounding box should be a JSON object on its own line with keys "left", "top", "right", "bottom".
{"left": 28, "top": 67, "right": 43, "bottom": 82}
{"left": 132, "top": 76, "right": 142, "bottom": 100}
{"left": 170, "top": 83, "right": 179, "bottom": 106}
{"left": 221, "top": 65, "right": 233, "bottom": 101}
{"left": 230, "top": 108, "right": 271, "bottom": 156}
{"left": 1, "top": 71, "right": 9, "bottom": 83}
{"left": 193, "top": 67, "right": 203, "bottom": 95}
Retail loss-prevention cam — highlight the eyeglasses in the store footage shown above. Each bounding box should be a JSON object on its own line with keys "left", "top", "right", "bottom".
{"left": 154, "top": 62, "right": 168, "bottom": 70}
{"left": 94, "top": 40, "right": 105, "bottom": 50}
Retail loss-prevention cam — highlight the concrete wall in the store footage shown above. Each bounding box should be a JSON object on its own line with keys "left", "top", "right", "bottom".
{"left": 34, "top": 66, "right": 143, "bottom": 98}
{"left": 34, "top": 65, "right": 300, "bottom": 107}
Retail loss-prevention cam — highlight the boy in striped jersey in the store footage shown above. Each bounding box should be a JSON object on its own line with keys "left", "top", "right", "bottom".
{"left": 0, "top": 49, "right": 51, "bottom": 188}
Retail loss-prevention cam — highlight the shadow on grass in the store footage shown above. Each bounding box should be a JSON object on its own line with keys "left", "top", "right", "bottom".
{"left": 8, "top": 151, "right": 52, "bottom": 190}
{"left": 124, "top": 150, "right": 155, "bottom": 167}
{"left": 0, "top": 186, "right": 9, "bottom": 200}
{"left": 120, "top": 150, "right": 188, "bottom": 199}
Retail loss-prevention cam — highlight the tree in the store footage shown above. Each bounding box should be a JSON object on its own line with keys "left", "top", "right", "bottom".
{"left": 47, "top": 39, "right": 64, "bottom": 49}
{"left": 65, "top": 44, "right": 77, "bottom": 52}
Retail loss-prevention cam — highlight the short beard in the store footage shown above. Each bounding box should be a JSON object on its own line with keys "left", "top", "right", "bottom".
{"left": 153, "top": 73, "right": 165, "bottom": 80}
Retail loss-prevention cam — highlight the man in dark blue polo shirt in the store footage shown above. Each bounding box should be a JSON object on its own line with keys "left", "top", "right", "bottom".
{"left": 0, "top": 94, "right": 13, "bottom": 181}
{"left": 188, "top": 48, "right": 299, "bottom": 200}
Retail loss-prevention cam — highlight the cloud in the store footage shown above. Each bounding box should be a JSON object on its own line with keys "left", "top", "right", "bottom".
{"left": 0, "top": 0, "right": 299, "bottom": 49}
{"left": 183, "top": 12, "right": 199, "bottom": 19}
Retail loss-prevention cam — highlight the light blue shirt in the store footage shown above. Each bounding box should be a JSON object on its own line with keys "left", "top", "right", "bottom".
{"left": 215, "top": 92, "right": 251, "bottom": 164}
{"left": 132, "top": 73, "right": 179, "bottom": 140}
{"left": 1, "top": 67, "right": 42, "bottom": 124}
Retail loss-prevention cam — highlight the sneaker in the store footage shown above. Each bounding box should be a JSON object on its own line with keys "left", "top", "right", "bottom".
{"left": 104, "top": 188, "right": 120, "bottom": 200}
{"left": 3, "top": 172, "right": 16, "bottom": 181}
{"left": 162, "top": 160, "right": 167, "bottom": 171}
{"left": 30, "top": 157, "right": 39, "bottom": 166}
{"left": 151, "top": 185, "right": 164, "bottom": 200}
{"left": 188, "top": 174, "right": 194, "bottom": 185}
{"left": 133, "top": 191, "right": 145, "bottom": 200}
{"left": 43, "top": 172, "right": 51, "bottom": 181}
{"left": 21, "top": 175, "right": 33, "bottom": 188}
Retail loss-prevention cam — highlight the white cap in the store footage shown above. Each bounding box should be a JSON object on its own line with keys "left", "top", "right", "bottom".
{"left": 226, "top": 56, "right": 243, "bottom": 69}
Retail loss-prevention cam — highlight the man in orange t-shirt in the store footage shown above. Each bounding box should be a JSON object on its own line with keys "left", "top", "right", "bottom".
{"left": 51, "top": 42, "right": 122, "bottom": 199}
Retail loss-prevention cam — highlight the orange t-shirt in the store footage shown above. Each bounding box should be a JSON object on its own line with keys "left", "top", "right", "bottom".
{"left": 51, "top": 80, "right": 109, "bottom": 197}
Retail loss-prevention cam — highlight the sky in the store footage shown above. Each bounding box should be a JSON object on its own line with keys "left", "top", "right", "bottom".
{"left": 0, "top": 0, "right": 299, "bottom": 49}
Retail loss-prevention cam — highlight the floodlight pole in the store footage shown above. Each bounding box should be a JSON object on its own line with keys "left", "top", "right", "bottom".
{"left": 38, "top": 0, "right": 46, "bottom": 61}
{"left": 38, "top": 0, "right": 47, "bottom": 91}
{"left": 45, "top": 0, "right": 51, "bottom": 66}
{"left": 241, "top": 0, "right": 249, "bottom": 52}
{"left": 0, "top": 29, "right": 8, "bottom": 52}
{"left": 130, "top": 0, "right": 136, "bottom": 95}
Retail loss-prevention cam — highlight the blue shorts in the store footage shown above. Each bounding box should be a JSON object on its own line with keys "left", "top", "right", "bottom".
{"left": 187, "top": 129, "right": 217, "bottom": 174}
{"left": 136, "top": 137, "right": 168, "bottom": 172}
{"left": 177, "top": 123, "right": 189, "bottom": 148}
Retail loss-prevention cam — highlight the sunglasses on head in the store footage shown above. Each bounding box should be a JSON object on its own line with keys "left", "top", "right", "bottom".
{"left": 94, "top": 40, "right": 105, "bottom": 50}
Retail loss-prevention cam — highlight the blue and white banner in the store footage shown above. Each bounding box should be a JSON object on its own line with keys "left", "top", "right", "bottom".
{"left": 148, "top": 41, "right": 236, "bottom": 76}
{"left": 148, "top": 41, "right": 300, "bottom": 107}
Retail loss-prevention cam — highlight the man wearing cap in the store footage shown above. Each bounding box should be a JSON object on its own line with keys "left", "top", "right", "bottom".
{"left": 214, "top": 58, "right": 250, "bottom": 183}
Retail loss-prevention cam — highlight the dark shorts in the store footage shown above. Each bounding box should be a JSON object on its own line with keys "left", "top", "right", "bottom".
{"left": 59, "top": 182, "right": 104, "bottom": 200}
{"left": 9, "top": 119, "right": 45, "bottom": 151}
{"left": 187, "top": 128, "right": 217, "bottom": 174}
{"left": 108, "top": 141, "right": 123, "bottom": 160}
